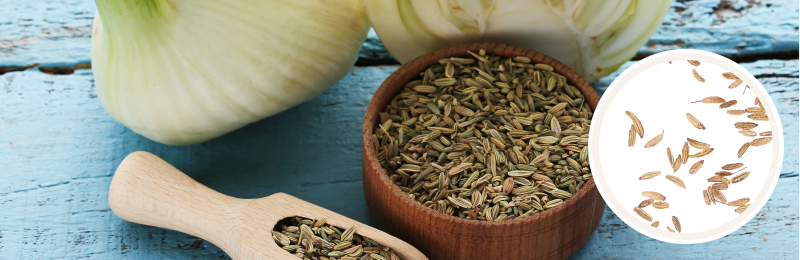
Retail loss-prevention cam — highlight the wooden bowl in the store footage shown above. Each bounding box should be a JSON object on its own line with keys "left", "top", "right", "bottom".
{"left": 361, "top": 43, "right": 604, "bottom": 260}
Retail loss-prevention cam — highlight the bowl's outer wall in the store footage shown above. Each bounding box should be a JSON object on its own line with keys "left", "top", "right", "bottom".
{"left": 362, "top": 43, "right": 605, "bottom": 260}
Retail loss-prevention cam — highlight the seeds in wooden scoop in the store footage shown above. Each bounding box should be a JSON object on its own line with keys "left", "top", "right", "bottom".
{"left": 722, "top": 163, "right": 744, "bottom": 170}
{"left": 692, "top": 96, "right": 725, "bottom": 104}
{"left": 738, "top": 142, "right": 750, "bottom": 158}
{"left": 651, "top": 221, "right": 660, "bottom": 228}
{"left": 667, "top": 226, "right": 675, "bottom": 232}
{"left": 642, "top": 191, "right": 666, "bottom": 201}
{"left": 681, "top": 142, "right": 689, "bottom": 164}
{"left": 644, "top": 131, "right": 664, "bottom": 148}
{"left": 692, "top": 69, "right": 705, "bottom": 82}
{"left": 671, "top": 155, "right": 682, "bottom": 173}
{"left": 739, "top": 130, "right": 757, "bottom": 137}
{"left": 735, "top": 204, "right": 750, "bottom": 214}
{"left": 653, "top": 202, "right": 670, "bottom": 209}
{"left": 687, "top": 138, "right": 710, "bottom": 149}
{"left": 689, "top": 148, "right": 714, "bottom": 158}
{"left": 627, "top": 111, "right": 644, "bottom": 138}
{"left": 688, "top": 60, "right": 701, "bottom": 66}
{"left": 719, "top": 100, "right": 737, "bottom": 108}
{"left": 702, "top": 190, "right": 711, "bottom": 205}
{"left": 729, "top": 78, "right": 743, "bottom": 89}
{"left": 727, "top": 109, "right": 746, "bottom": 115}
{"left": 745, "top": 107, "right": 765, "bottom": 113}
{"left": 735, "top": 122, "right": 758, "bottom": 130}
{"left": 760, "top": 131, "right": 772, "bottom": 136}
{"left": 639, "top": 199, "right": 655, "bottom": 208}
{"left": 667, "top": 147, "right": 674, "bottom": 166}
{"left": 665, "top": 175, "right": 686, "bottom": 189}
{"left": 672, "top": 216, "right": 682, "bottom": 233}
{"left": 274, "top": 217, "right": 399, "bottom": 259}
{"left": 639, "top": 171, "right": 662, "bottom": 180}
{"left": 634, "top": 207, "right": 653, "bottom": 221}
{"left": 751, "top": 137, "right": 772, "bottom": 147}
{"left": 731, "top": 171, "right": 750, "bottom": 184}
{"left": 722, "top": 72, "right": 738, "bottom": 79}
{"left": 628, "top": 124, "right": 636, "bottom": 147}
{"left": 377, "top": 49, "right": 592, "bottom": 221}
{"left": 689, "top": 160, "right": 704, "bottom": 174}
{"left": 748, "top": 114, "right": 769, "bottom": 121}
{"left": 727, "top": 198, "right": 750, "bottom": 207}
{"left": 686, "top": 113, "right": 705, "bottom": 129}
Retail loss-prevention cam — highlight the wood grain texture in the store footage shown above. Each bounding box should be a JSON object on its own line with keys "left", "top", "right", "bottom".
{"left": 1, "top": 0, "right": 797, "bottom": 68}
{"left": 362, "top": 43, "right": 603, "bottom": 260}
{"left": 109, "top": 151, "right": 427, "bottom": 260}
{"left": 0, "top": 60, "right": 796, "bottom": 259}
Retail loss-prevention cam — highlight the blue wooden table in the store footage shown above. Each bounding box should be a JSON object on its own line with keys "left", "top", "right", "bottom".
{"left": 1, "top": 0, "right": 797, "bottom": 259}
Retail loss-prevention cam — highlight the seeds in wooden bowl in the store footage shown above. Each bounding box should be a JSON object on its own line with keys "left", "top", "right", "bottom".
{"left": 274, "top": 217, "right": 400, "bottom": 260}
{"left": 374, "top": 50, "right": 593, "bottom": 221}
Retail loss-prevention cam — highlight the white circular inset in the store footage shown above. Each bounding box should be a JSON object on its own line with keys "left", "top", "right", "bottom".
{"left": 588, "top": 49, "right": 783, "bottom": 244}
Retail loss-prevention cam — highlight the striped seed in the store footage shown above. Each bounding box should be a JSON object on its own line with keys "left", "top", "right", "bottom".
{"left": 689, "top": 148, "right": 714, "bottom": 158}
{"left": 728, "top": 198, "right": 750, "bottom": 207}
{"left": 413, "top": 85, "right": 438, "bottom": 93}
{"left": 692, "top": 96, "right": 725, "bottom": 104}
{"left": 687, "top": 138, "right": 710, "bottom": 149}
{"left": 735, "top": 204, "right": 750, "bottom": 214}
{"left": 708, "top": 176, "right": 731, "bottom": 185}
{"left": 639, "top": 171, "right": 662, "bottom": 180}
{"left": 748, "top": 114, "right": 769, "bottom": 121}
{"left": 703, "top": 190, "right": 711, "bottom": 205}
{"left": 634, "top": 207, "right": 653, "bottom": 222}
{"left": 688, "top": 60, "right": 701, "bottom": 66}
{"left": 715, "top": 171, "right": 734, "bottom": 177}
{"left": 727, "top": 109, "right": 746, "bottom": 115}
{"left": 667, "top": 147, "right": 674, "bottom": 166}
{"left": 735, "top": 122, "right": 758, "bottom": 130}
{"left": 731, "top": 171, "right": 750, "bottom": 184}
{"left": 738, "top": 142, "right": 750, "bottom": 158}
{"left": 722, "top": 163, "right": 744, "bottom": 170}
{"left": 665, "top": 175, "right": 686, "bottom": 189}
{"left": 628, "top": 124, "right": 636, "bottom": 147}
{"left": 642, "top": 191, "right": 666, "bottom": 201}
{"left": 692, "top": 69, "right": 705, "bottom": 82}
{"left": 651, "top": 221, "right": 660, "bottom": 228}
{"left": 722, "top": 72, "right": 738, "bottom": 79}
{"left": 653, "top": 202, "right": 670, "bottom": 209}
{"left": 739, "top": 130, "right": 757, "bottom": 137}
{"left": 713, "top": 188, "right": 727, "bottom": 204}
{"left": 672, "top": 155, "right": 682, "bottom": 173}
{"left": 667, "top": 226, "right": 675, "bottom": 232}
{"left": 686, "top": 113, "right": 705, "bottom": 129}
{"left": 745, "top": 107, "right": 765, "bottom": 113}
{"left": 728, "top": 78, "right": 743, "bottom": 89}
{"left": 751, "top": 137, "right": 772, "bottom": 147}
{"left": 760, "top": 131, "right": 772, "bottom": 136}
{"left": 712, "top": 183, "right": 728, "bottom": 190}
{"left": 689, "top": 160, "right": 704, "bottom": 174}
{"left": 626, "top": 111, "right": 644, "bottom": 138}
{"left": 756, "top": 97, "right": 763, "bottom": 109}
{"left": 707, "top": 186, "right": 716, "bottom": 205}
{"left": 719, "top": 100, "right": 737, "bottom": 109}
{"left": 672, "top": 216, "right": 682, "bottom": 233}
{"left": 644, "top": 131, "right": 664, "bottom": 148}
{"left": 682, "top": 142, "right": 689, "bottom": 164}
{"left": 639, "top": 199, "right": 655, "bottom": 208}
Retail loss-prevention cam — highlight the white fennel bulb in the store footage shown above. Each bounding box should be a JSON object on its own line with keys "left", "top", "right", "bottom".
{"left": 92, "top": 0, "right": 370, "bottom": 145}
{"left": 366, "top": 0, "right": 671, "bottom": 82}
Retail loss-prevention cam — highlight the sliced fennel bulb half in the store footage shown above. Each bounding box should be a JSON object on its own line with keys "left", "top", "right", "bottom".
{"left": 92, "top": 0, "right": 370, "bottom": 145}
{"left": 367, "top": 0, "right": 671, "bottom": 83}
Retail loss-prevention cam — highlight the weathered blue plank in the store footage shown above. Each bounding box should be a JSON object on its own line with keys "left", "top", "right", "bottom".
{"left": 0, "top": 59, "right": 797, "bottom": 259}
{"left": 1, "top": 0, "right": 798, "bottom": 68}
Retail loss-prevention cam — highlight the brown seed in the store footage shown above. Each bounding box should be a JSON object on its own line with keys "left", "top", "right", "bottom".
{"left": 651, "top": 221, "right": 660, "bottom": 228}
{"left": 734, "top": 122, "right": 758, "bottom": 130}
{"left": 626, "top": 111, "right": 644, "bottom": 138}
{"left": 702, "top": 190, "right": 711, "bottom": 205}
{"left": 719, "top": 100, "right": 737, "bottom": 109}
{"left": 687, "top": 138, "right": 710, "bottom": 149}
{"left": 715, "top": 171, "right": 733, "bottom": 177}
{"left": 756, "top": 97, "right": 764, "bottom": 109}
{"left": 739, "top": 130, "right": 757, "bottom": 137}
{"left": 639, "top": 199, "right": 655, "bottom": 208}
{"left": 688, "top": 60, "right": 701, "bottom": 66}
{"left": 686, "top": 113, "right": 705, "bottom": 129}
{"left": 707, "top": 186, "right": 716, "bottom": 205}
{"left": 672, "top": 216, "right": 682, "bottom": 233}
{"left": 760, "top": 131, "right": 772, "bottom": 136}
{"left": 748, "top": 114, "right": 769, "bottom": 121}
{"left": 722, "top": 163, "right": 744, "bottom": 170}
{"left": 738, "top": 142, "right": 750, "bottom": 158}
{"left": 642, "top": 191, "right": 666, "bottom": 201}
{"left": 731, "top": 171, "right": 750, "bottom": 184}
{"left": 692, "top": 69, "right": 705, "bottom": 82}
{"left": 667, "top": 147, "right": 674, "bottom": 166}
{"left": 669, "top": 61, "right": 672, "bottom": 64}
{"left": 745, "top": 107, "right": 765, "bottom": 113}
{"left": 712, "top": 183, "right": 728, "bottom": 190}
{"left": 692, "top": 96, "right": 725, "bottom": 104}
{"left": 727, "top": 109, "right": 746, "bottom": 115}
{"left": 708, "top": 176, "right": 731, "bottom": 185}
{"left": 751, "top": 137, "right": 772, "bottom": 147}
{"left": 667, "top": 226, "right": 675, "bottom": 232}
{"left": 727, "top": 198, "right": 750, "bottom": 207}
{"left": 672, "top": 155, "right": 682, "bottom": 173}
{"left": 639, "top": 171, "right": 662, "bottom": 180}
{"left": 689, "top": 148, "right": 714, "bottom": 158}
{"left": 644, "top": 131, "right": 664, "bottom": 148}
{"left": 653, "top": 202, "right": 670, "bottom": 209}
{"left": 689, "top": 160, "right": 704, "bottom": 174}
{"left": 665, "top": 175, "right": 686, "bottom": 188}
{"left": 735, "top": 204, "right": 750, "bottom": 214}
{"left": 722, "top": 72, "right": 738, "bottom": 79}
{"left": 628, "top": 124, "right": 636, "bottom": 147}
{"left": 728, "top": 78, "right": 743, "bottom": 89}
{"left": 634, "top": 207, "right": 653, "bottom": 222}
{"left": 712, "top": 188, "right": 727, "bottom": 204}
{"left": 681, "top": 142, "right": 689, "bottom": 164}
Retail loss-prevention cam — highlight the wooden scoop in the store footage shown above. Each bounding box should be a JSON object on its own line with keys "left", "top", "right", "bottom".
{"left": 109, "top": 151, "right": 428, "bottom": 260}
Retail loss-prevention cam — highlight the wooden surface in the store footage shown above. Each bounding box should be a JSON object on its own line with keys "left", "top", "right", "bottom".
{"left": 0, "top": 0, "right": 797, "bottom": 259}
{"left": 362, "top": 43, "right": 605, "bottom": 260}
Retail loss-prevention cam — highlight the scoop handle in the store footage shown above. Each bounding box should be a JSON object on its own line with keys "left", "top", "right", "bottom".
{"left": 108, "top": 151, "right": 246, "bottom": 259}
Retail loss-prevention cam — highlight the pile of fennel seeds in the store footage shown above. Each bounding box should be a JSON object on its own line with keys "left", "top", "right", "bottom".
{"left": 373, "top": 49, "right": 593, "bottom": 221}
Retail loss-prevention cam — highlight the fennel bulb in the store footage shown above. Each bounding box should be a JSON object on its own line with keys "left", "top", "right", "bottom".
{"left": 366, "top": 0, "right": 671, "bottom": 83}
{"left": 92, "top": 0, "right": 370, "bottom": 145}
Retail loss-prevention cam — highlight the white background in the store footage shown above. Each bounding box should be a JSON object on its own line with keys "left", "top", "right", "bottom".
{"left": 595, "top": 60, "right": 774, "bottom": 234}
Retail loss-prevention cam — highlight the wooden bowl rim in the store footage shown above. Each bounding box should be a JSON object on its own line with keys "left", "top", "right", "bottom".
{"left": 362, "top": 42, "right": 601, "bottom": 228}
